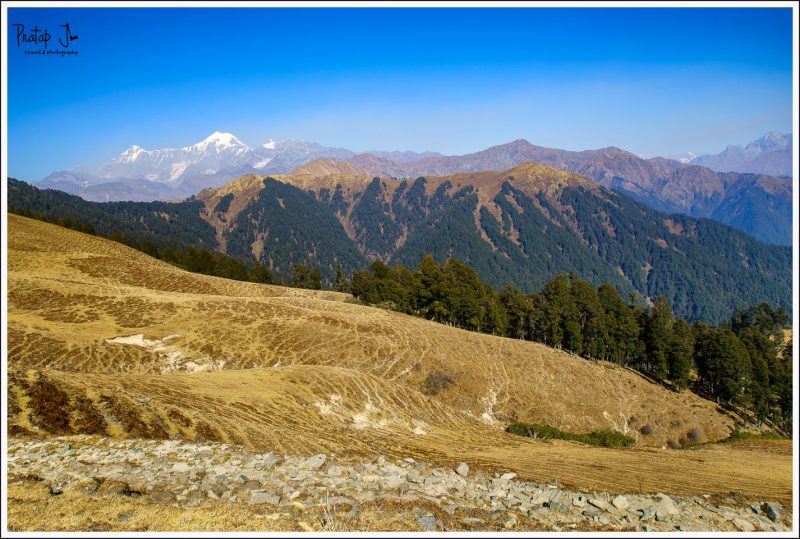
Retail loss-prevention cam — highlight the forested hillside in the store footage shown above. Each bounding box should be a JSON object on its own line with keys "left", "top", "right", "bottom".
{"left": 9, "top": 165, "right": 792, "bottom": 325}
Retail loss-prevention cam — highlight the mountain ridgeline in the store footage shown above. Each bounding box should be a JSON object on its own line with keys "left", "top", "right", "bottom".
{"left": 34, "top": 132, "right": 792, "bottom": 245}
{"left": 8, "top": 162, "right": 791, "bottom": 324}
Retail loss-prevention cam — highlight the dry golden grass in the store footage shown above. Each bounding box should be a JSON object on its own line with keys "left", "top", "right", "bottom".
{"left": 9, "top": 215, "right": 734, "bottom": 441}
{"left": 6, "top": 215, "right": 794, "bottom": 506}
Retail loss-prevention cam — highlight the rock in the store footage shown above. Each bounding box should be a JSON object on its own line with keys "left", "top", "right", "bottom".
{"left": 655, "top": 511, "right": 672, "bottom": 522}
{"left": 572, "top": 495, "right": 587, "bottom": 507}
{"left": 611, "top": 495, "right": 629, "bottom": 510}
{"left": 416, "top": 514, "right": 441, "bottom": 531}
{"left": 762, "top": 502, "right": 783, "bottom": 522}
{"left": 733, "top": 518, "right": 755, "bottom": 532}
{"left": 589, "top": 497, "right": 610, "bottom": 511}
{"left": 750, "top": 503, "right": 762, "bottom": 515}
{"left": 639, "top": 508, "right": 655, "bottom": 521}
{"left": 548, "top": 500, "right": 571, "bottom": 512}
{"left": 249, "top": 490, "right": 280, "bottom": 505}
{"left": 653, "top": 493, "right": 679, "bottom": 516}
{"left": 530, "top": 495, "right": 549, "bottom": 506}
{"left": 455, "top": 462, "right": 469, "bottom": 477}
{"left": 462, "top": 517, "right": 484, "bottom": 524}
{"left": 263, "top": 455, "right": 281, "bottom": 468}
{"left": 502, "top": 513, "right": 517, "bottom": 529}
{"left": 500, "top": 472, "right": 517, "bottom": 481}
{"left": 306, "top": 454, "right": 326, "bottom": 470}
{"left": 171, "top": 462, "right": 190, "bottom": 473}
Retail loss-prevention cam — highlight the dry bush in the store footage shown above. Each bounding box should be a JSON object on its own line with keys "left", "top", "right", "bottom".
{"left": 423, "top": 371, "right": 455, "bottom": 395}
{"left": 28, "top": 375, "right": 71, "bottom": 433}
{"left": 667, "top": 439, "right": 681, "bottom": 449}
{"left": 72, "top": 396, "right": 106, "bottom": 435}
{"left": 639, "top": 424, "right": 654, "bottom": 435}
{"left": 686, "top": 427, "right": 704, "bottom": 445}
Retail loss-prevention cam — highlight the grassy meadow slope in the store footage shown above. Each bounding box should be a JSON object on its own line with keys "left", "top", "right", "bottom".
{"left": 6, "top": 214, "right": 793, "bottom": 504}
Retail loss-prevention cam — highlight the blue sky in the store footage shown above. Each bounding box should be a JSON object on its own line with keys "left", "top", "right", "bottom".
{"left": 6, "top": 7, "right": 794, "bottom": 181}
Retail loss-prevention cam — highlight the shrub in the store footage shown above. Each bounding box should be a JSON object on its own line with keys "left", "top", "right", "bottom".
{"left": 423, "top": 371, "right": 455, "bottom": 395}
{"left": 506, "top": 422, "right": 635, "bottom": 448}
{"left": 686, "top": 427, "right": 704, "bottom": 445}
{"left": 28, "top": 375, "right": 71, "bottom": 433}
{"left": 667, "top": 439, "right": 681, "bottom": 449}
{"left": 639, "top": 424, "right": 654, "bottom": 435}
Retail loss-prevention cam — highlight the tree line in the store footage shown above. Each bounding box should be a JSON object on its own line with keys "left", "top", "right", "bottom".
{"left": 349, "top": 256, "right": 792, "bottom": 431}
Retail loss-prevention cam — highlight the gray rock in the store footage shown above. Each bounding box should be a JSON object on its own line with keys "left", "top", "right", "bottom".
{"left": 306, "top": 454, "right": 327, "bottom": 470}
{"left": 500, "top": 472, "right": 517, "bottom": 481}
{"left": 249, "top": 490, "right": 280, "bottom": 505}
{"left": 653, "top": 493, "right": 679, "bottom": 516}
{"left": 611, "top": 495, "right": 629, "bottom": 510}
{"left": 733, "top": 518, "right": 755, "bottom": 532}
{"left": 548, "top": 500, "right": 571, "bottom": 512}
{"left": 639, "top": 508, "right": 656, "bottom": 521}
{"left": 762, "top": 502, "right": 783, "bottom": 522}
{"left": 455, "top": 462, "right": 469, "bottom": 477}
{"left": 171, "top": 462, "right": 190, "bottom": 473}
{"left": 572, "top": 495, "right": 587, "bottom": 507}
{"left": 263, "top": 455, "right": 281, "bottom": 468}
{"left": 656, "top": 511, "right": 672, "bottom": 522}
{"left": 589, "top": 497, "right": 610, "bottom": 511}
{"left": 416, "top": 514, "right": 441, "bottom": 531}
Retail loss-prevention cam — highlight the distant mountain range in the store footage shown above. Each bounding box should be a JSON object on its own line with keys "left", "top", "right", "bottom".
{"left": 680, "top": 132, "right": 792, "bottom": 178}
{"left": 9, "top": 162, "right": 791, "bottom": 324}
{"left": 33, "top": 131, "right": 793, "bottom": 245}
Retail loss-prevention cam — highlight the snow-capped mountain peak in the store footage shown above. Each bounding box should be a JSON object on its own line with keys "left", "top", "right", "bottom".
{"left": 745, "top": 131, "right": 790, "bottom": 153}
{"left": 114, "top": 145, "right": 148, "bottom": 164}
{"left": 188, "top": 131, "right": 251, "bottom": 153}
{"left": 39, "top": 131, "right": 361, "bottom": 198}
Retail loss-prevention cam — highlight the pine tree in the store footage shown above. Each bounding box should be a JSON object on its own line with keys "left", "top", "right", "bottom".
{"left": 570, "top": 279, "right": 607, "bottom": 359}
{"left": 668, "top": 319, "right": 694, "bottom": 390}
{"left": 249, "top": 261, "right": 273, "bottom": 284}
{"left": 644, "top": 295, "right": 674, "bottom": 381}
{"left": 694, "top": 328, "right": 751, "bottom": 405}
{"left": 333, "top": 264, "right": 350, "bottom": 292}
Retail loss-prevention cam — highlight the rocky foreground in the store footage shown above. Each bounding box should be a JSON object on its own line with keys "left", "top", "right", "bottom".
{"left": 6, "top": 436, "right": 791, "bottom": 532}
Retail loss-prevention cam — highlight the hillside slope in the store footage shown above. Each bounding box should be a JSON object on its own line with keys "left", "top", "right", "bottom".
{"left": 206, "top": 164, "right": 790, "bottom": 323}
{"left": 7, "top": 215, "right": 793, "bottom": 506}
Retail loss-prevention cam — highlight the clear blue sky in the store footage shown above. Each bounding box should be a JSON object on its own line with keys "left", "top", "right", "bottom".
{"left": 6, "top": 7, "right": 794, "bottom": 181}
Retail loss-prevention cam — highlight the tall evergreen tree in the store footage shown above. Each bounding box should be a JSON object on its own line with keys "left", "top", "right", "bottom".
{"left": 644, "top": 295, "right": 674, "bottom": 381}
{"left": 570, "top": 279, "right": 607, "bottom": 359}
{"left": 668, "top": 319, "right": 695, "bottom": 390}
{"left": 694, "top": 328, "right": 751, "bottom": 405}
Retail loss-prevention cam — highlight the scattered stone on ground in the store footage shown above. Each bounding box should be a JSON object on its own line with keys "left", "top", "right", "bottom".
{"left": 6, "top": 436, "right": 791, "bottom": 532}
